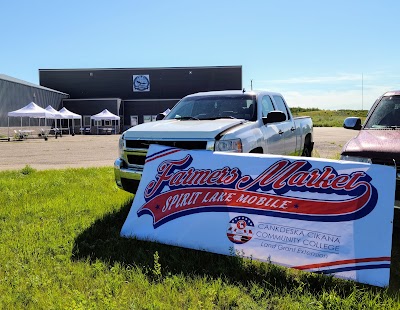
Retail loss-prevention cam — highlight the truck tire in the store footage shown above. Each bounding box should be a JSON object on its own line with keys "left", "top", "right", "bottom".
{"left": 301, "top": 134, "right": 312, "bottom": 157}
{"left": 250, "top": 147, "right": 263, "bottom": 154}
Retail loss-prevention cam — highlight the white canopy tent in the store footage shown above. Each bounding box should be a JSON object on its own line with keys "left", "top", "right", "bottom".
{"left": 58, "top": 107, "right": 82, "bottom": 135}
{"left": 45, "top": 105, "right": 64, "bottom": 127}
{"left": 90, "top": 109, "right": 120, "bottom": 134}
{"left": 44, "top": 105, "right": 65, "bottom": 137}
{"left": 7, "top": 102, "right": 56, "bottom": 138}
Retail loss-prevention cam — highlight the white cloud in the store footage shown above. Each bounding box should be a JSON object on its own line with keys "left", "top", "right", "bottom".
{"left": 246, "top": 72, "right": 400, "bottom": 110}
{"left": 283, "top": 87, "right": 387, "bottom": 110}
{"left": 259, "top": 73, "right": 363, "bottom": 85}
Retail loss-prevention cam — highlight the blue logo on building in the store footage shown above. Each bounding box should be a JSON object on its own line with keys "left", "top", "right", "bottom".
{"left": 133, "top": 75, "right": 150, "bottom": 92}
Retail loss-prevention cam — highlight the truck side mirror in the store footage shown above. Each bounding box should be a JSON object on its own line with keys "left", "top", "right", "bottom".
{"left": 343, "top": 117, "right": 361, "bottom": 130}
{"left": 262, "top": 111, "right": 286, "bottom": 125}
{"left": 156, "top": 113, "right": 166, "bottom": 121}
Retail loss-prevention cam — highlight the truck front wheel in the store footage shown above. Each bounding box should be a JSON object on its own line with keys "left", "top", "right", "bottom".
{"left": 249, "top": 147, "right": 263, "bottom": 154}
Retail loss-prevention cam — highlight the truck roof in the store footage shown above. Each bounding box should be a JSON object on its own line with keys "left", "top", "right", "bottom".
{"left": 184, "top": 89, "right": 283, "bottom": 98}
{"left": 383, "top": 90, "right": 400, "bottom": 96}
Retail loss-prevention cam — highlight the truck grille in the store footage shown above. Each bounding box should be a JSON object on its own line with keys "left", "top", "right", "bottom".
{"left": 125, "top": 140, "right": 208, "bottom": 150}
{"left": 125, "top": 139, "right": 210, "bottom": 166}
{"left": 127, "top": 154, "right": 146, "bottom": 166}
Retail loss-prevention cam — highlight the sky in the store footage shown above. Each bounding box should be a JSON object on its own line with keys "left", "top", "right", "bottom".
{"left": 1, "top": 0, "right": 400, "bottom": 110}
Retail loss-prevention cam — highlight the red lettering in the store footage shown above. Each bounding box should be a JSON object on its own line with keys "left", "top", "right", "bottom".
{"left": 145, "top": 155, "right": 370, "bottom": 203}
{"left": 236, "top": 160, "right": 289, "bottom": 190}
{"left": 305, "top": 170, "right": 320, "bottom": 187}
{"left": 331, "top": 175, "right": 350, "bottom": 189}
{"left": 312, "top": 168, "right": 337, "bottom": 189}
{"left": 344, "top": 172, "right": 365, "bottom": 190}
{"left": 287, "top": 171, "right": 309, "bottom": 187}
{"left": 272, "top": 161, "right": 308, "bottom": 189}
{"left": 145, "top": 155, "right": 192, "bottom": 198}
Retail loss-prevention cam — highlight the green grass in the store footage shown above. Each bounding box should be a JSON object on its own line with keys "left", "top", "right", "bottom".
{"left": 291, "top": 107, "right": 368, "bottom": 127}
{"left": 0, "top": 166, "right": 399, "bottom": 309}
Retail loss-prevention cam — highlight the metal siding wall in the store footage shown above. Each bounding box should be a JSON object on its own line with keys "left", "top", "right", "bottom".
{"left": 38, "top": 66, "right": 242, "bottom": 131}
{"left": 123, "top": 99, "right": 179, "bottom": 129}
{"left": 63, "top": 99, "right": 120, "bottom": 116}
{"left": 39, "top": 66, "right": 242, "bottom": 100}
{"left": 0, "top": 79, "right": 68, "bottom": 127}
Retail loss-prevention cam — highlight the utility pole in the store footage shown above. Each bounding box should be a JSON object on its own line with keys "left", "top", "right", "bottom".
{"left": 251, "top": 79, "right": 253, "bottom": 90}
{"left": 362, "top": 73, "right": 364, "bottom": 110}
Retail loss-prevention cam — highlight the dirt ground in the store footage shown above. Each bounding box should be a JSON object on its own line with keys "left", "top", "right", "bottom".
{"left": 0, "top": 127, "right": 358, "bottom": 171}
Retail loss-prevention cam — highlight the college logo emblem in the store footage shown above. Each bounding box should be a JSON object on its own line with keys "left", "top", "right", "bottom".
{"left": 133, "top": 75, "right": 150, "bottom": 92}
{"left": 227, "top": 216, "right": 254, "bottom": 244}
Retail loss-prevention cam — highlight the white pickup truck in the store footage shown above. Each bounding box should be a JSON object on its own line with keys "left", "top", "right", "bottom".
{"left": 115, "top": 90, "right": 313, "bottom": 193}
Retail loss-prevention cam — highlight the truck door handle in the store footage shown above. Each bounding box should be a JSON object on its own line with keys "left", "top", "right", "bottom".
{"left": 278, "top": 130, "right": 284, "bottom": 135}
{"left": 291, "top": 127, "right": 295, "bottom": 131}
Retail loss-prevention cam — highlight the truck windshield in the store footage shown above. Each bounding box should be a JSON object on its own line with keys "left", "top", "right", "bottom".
{"left": 364, "top": 95, "right": 400, "bottom": 129}
{"left": 165, "top": 95, "right": 257, "bottom": 121}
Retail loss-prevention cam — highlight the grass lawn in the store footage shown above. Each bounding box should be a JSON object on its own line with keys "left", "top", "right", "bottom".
{"left": 291, "top": 108, "right": 368, "bottom": 127}
{"left": 0, "top": 166, "right": 399, "bottom": 309}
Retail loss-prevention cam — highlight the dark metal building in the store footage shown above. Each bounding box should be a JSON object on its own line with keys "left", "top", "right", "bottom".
{"left": 0, "top": 74, "right": 69, "bottom": 128}
{"left": 39, "top": 66, "right": 242, "bottom": 131}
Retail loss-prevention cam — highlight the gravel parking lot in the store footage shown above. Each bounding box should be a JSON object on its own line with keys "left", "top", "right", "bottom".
{"left": 0, "top": 127, "right": 358, "bottom": 171}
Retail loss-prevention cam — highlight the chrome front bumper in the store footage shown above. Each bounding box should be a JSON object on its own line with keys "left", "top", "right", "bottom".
{"left": 114, "top": 158, "right": 143, "bottom": 193}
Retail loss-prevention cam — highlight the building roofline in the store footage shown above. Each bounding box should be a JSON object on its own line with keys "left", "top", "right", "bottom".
{"left": 63, "top": 98, "right": 122, "bottom": 101}
{"left": 0, "top": 74, "right": 69, "bottom": 96}
{"left": 123, "top": 99, "right": 181, "bottom": 101}
{"left": 38, "top": 65, "right": 242, "bottom": 72}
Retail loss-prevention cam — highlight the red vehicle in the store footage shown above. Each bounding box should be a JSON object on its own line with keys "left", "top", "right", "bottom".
{"left": 341, "top": 90, "right": 400, "bottom": 209}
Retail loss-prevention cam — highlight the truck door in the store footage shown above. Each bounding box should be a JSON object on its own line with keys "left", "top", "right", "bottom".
{"left": 272, "top": 95, "right": 296, "bottom": 155}
{"left": 259, "top": 95, "right": 285, "bottom": 155}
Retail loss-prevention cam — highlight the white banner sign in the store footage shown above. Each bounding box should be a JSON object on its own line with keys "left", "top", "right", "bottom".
{"left": 121, "top": 145, "right": 395, "bottom": 287}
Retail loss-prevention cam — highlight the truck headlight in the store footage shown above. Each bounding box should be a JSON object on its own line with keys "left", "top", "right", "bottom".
{"left": 340, "top": 155, "right": 372, "bottom": 163}
{"left": 215, "top": 139, "right": 243, "bottom": 152}
{"left": 118, "top": 135, "right": 125, "bottom": 157}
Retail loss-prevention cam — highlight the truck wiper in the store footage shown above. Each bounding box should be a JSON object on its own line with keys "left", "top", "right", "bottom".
{"left": 386, "top": 126, "right": 400, "bottom": 129}
{"left": 369, "top": 125, "right": 400, "bottom": 129}
{"left": 203, "top": 116, "right": 237, "bottom": 120}
{"left": 175, "top": 116, "right": 200, "bottom": 120}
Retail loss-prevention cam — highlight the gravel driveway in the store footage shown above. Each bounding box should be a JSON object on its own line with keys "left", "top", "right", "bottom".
{"left": 0, "top": 127, "right": 358, "bottom": 171}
